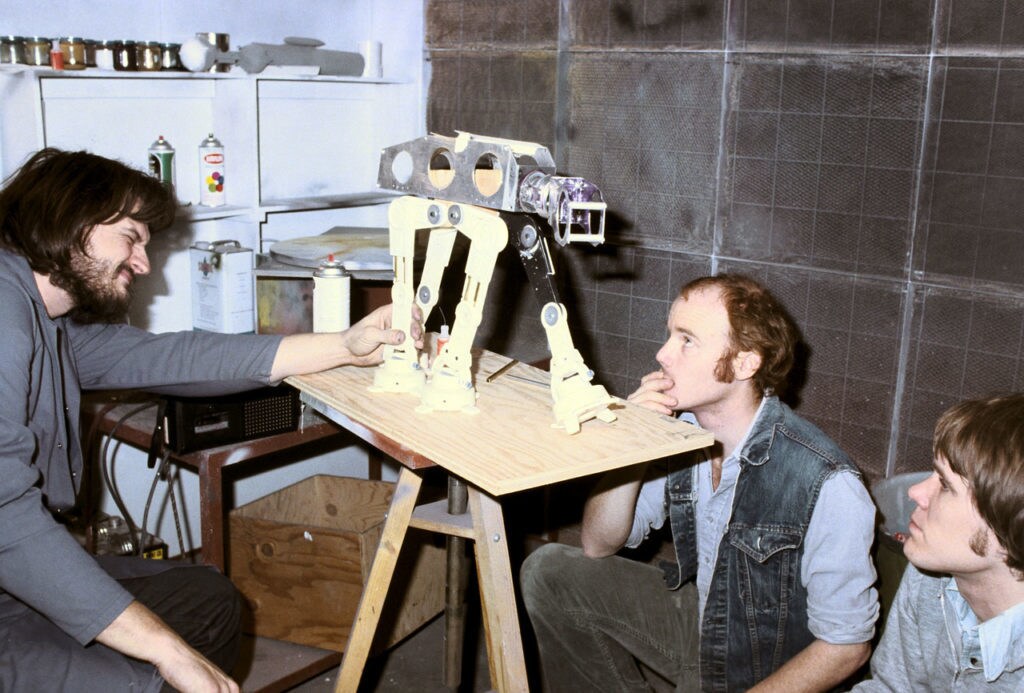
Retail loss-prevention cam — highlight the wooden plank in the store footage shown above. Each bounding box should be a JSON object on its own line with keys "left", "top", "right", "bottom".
{"left": 409, "top": 498, "right": 475, "bottom": 538}
{"left": 288, "top": 350, "right": 713, "bottom": 496}
{"left": 470, "top": 488, "right": 528, "bottom": 693}
{"left": 237, "top": 635, "right": 340, "bottom": 693}
{"left": 334, "top": 467, "right": 423, "bottom": 693}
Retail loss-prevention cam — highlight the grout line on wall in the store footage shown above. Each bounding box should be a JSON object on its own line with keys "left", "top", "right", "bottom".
{"left": 884, "top": 0, "right": 945, "bottom": 476}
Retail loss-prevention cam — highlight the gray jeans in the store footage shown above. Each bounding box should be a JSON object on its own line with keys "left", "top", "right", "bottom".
{"left": 520, "top": 543, "right": 700, "bottom": 692}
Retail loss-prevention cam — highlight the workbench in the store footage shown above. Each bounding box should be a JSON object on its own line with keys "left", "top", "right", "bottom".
{"left": 287, "top": 349, "right": 713, "bottom": 692}
{"left": 81, "top": 391, "right": 348, "bottom": 572}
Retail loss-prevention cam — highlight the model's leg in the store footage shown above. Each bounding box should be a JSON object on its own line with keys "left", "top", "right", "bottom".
{"left": 520, "top": 543, "right": 699, "bottom": 693}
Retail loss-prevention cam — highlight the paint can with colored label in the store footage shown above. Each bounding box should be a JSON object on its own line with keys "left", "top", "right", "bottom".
{"left": 198, "top": 133, "right": 226, "bottom": 207}
{"left": 148, "top": 135, "right": 175, "bottom": 190}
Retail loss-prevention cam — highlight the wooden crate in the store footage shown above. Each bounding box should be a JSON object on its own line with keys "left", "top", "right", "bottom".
{"left": 229, "top": 475, "right": 445, "bottom": 652}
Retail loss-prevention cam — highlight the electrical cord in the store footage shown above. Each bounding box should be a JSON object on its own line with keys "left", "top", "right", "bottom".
{"left": 100, "top": 401, "right": 158, "bottom": 552}
{"left": 137, "top": 435, "right": 189, "bottom": 561}
{"left": 139, "top": 450, "right": 169, "bottom": 558}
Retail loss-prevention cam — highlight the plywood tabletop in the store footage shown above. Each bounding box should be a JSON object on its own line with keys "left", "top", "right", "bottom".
{"left": 287, "top": 350, "right": 713, "bottom": 496}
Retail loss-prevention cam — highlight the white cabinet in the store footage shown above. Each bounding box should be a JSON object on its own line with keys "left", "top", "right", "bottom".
{"left": 0, "top": 66, "right": 424, "bottom": 332}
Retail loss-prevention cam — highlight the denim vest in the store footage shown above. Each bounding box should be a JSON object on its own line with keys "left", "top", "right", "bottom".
{"left": 663, "top": 397, "right": 859, "bottom": 691}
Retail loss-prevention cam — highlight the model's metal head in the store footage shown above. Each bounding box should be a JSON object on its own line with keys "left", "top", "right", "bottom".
{"left": 378, "top": 132, "right": 605, "bottom": 246}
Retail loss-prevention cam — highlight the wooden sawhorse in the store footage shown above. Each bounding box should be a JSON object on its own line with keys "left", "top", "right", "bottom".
{"left": 288, "top": 350, "right": 713, "bottom": 693}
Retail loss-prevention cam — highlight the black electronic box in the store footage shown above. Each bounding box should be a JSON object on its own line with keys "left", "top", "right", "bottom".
{"left": 162, "top": 386, "right": 301, "bottom": 454}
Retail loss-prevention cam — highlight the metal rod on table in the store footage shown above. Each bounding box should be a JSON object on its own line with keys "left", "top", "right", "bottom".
{"left": 444, "top": 475, "right": 470, "bottom": 688}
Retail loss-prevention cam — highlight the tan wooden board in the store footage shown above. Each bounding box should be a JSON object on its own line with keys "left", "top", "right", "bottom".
{"left": 287, "top": 349, "right": 713, "bottom": 496}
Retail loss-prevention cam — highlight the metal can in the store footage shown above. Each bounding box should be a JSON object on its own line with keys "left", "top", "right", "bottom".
{"left": 22, "top": 36, "right": 50, "bottom": 66}
{"left": 159, "top": 42, "right": 182, "bottom": 70}
{"left": 94, "top": 40, "right": 118, "bottom": 70}
{"left": 198, "top": 133, "right": 225, "bottom": 207}
{"left": 59, "top": 36, "right": 87, "bottom": 70}
{"left": 148, "top": 135, "right": 175, "bottom": 190}
{"left": 136, "top": 41, "right": 162, "bottom": 71}
{"left": 114, "top": 40, "right": 137, "bottom": 71}
{"left": 0, "top": 36, "right": 26, "bottom": 64}
{"left": 312, "top": 255, "right": 351, "bottom": 332}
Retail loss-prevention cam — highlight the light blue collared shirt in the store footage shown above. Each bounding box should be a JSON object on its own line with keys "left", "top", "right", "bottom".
{"left": 946, "top": 579, "right": 1024, "bottom": 682}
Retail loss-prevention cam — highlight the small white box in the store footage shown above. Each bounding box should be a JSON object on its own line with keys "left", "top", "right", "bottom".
{"left": 190, "top": 240, "right": 254, "bottom": 333}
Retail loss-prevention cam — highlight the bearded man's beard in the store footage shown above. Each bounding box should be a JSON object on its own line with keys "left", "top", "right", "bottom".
{"left": 50, "top": 253, "right": 135, "bottom": 323}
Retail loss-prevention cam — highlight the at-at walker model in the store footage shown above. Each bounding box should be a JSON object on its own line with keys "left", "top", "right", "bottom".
{"left": 371, "top": 132, "right": 618, "bottom": 434}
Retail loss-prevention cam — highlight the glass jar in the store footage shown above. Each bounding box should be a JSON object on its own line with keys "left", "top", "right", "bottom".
{"left": 113, "top": 40, "right": 136, "bottom": 71}
{"left": 59, "top": 36, "right": 87, "bottom": 70}
{"left": 83, "top": 39, "right": 97, "bottom": 67}
{"left": 136, "top": 41, "right": 162, "bottom": 71}
{"left": 0, "top": 35, "right": 26, "bottom": 64}
{"left": 94, "top": 40, "right": 118, "bottom": 70}
{"left": 22, "top": 36, "right": 51, "bottom": 66}
{"left": 159, "top": 42, "right": 182, "bottom": 70}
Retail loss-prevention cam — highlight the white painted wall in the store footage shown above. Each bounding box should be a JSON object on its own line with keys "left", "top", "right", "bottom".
{"left": 0, "top": 0, "right": 425, "bottom": 556}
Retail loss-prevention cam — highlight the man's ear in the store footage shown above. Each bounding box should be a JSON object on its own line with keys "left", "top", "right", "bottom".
{"left": 732, "top": 350, "right": 762, "bottom": 382}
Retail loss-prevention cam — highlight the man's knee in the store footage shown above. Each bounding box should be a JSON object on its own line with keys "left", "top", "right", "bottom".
{"left": 520, "top": 542, "right": 587, "bottom": 614}
{"left": 184, "top": 567, "right": 242, "bottom": 634}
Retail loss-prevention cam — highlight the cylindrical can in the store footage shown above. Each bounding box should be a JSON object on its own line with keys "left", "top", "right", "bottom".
{"left": 159, "top": 42, "right": 182, "bottom": 70}
{"left": 114, "top": 40, "right": 137, "bottom": 71}
{"left": 0, "top": 36, "right": 26, "bottom": 64}
{"left": 313, "top": 256, "right": 351, "bottom": 333}
{"left": 94, "top": 40, "right": 117, "bottom": 70}
{"left": 83, "top": 39, "right": 97, "bottom": 67}
{"left": 148, "top": 136, "right": 175, "bottom": 190}
{"left": 198, "top": 133, "right": 226, "bottom": 207}
{"left": 136, "top": 41, "right": 162, "bottom": 71}
{"left": 22, "top": 37, "right": 50, "bottom": 66}
{"left": 59, "top": 36, "right": 87, "bottom": 70}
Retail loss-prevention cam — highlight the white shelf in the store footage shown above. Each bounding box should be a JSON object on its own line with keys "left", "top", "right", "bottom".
{"left": 260, "top": 191, "right": 398, "bottom": 212}
{"left": 0, "top": 63, "right": 401, "bottom": 84}
{"left": 179, "top": 204, "right": 249, "bottom": 221}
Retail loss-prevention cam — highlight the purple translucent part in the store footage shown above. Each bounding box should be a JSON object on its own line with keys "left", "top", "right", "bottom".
{"left": 518, "top": 171, "right": 605, "bottom": 235}
{"left": 555, "top": 177, "right": 603, "bottom": 232}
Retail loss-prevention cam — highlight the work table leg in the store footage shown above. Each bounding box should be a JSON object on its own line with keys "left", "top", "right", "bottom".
{"left": 443, "top": 476, "right": 470, "bottom": 688}
{"left": 335, "top": 466, "right": 423, "bottom": 693}
{"left": 198, "top": 458, "right": 225, "bottom": 572}
{"left": 470, "top": 488, "right": 528, "bottom": 693}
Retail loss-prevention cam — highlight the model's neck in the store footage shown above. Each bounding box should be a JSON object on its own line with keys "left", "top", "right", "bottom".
{"left": 955, "top": 566, "right": 1024, "bottom": 623}
{"left": 694, "top": 390, "right": 764, "bottom": 461}
{"left": 33, "top": 271, "right": 72, "bottom": 318}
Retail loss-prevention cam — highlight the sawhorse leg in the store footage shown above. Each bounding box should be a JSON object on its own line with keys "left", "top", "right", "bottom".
{"left": 334, "top": 467, "right": 528, "bottom": 692}
{"left": 335, "top": 467, "right": 423, "bottom": 692}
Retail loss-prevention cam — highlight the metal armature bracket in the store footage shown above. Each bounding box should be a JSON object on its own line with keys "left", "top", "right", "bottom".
{"left": 378, "top": 132, "right": 607, "bottom": 247}
{"left": 371, "top": 132, "right": 618, "bottom": 434}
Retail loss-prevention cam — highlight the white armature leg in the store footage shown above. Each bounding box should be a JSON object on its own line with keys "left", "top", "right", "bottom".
{"left": 415, "top": 225, "right": 459, "bottom": 371}
{"left": 541, "top": 302, "right": 618, "bottom": 434}
{"left": 371, "top": 195, "right": 437, "bottom": 394}
{"left": 419, "top": 203, "right": 508, "bottom": 414}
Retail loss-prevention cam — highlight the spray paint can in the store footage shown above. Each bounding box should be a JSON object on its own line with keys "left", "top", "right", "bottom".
{"left": 148, "top": 135, "right": 175, "bottom": 190}
{"left": 312, "top": 254, "right": 351, "bottom": 332}
{"left": 198, "top": 133, "right": 225, "bottom": 207}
